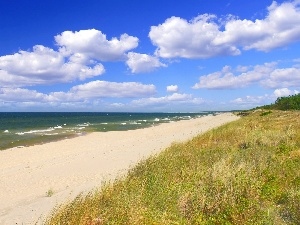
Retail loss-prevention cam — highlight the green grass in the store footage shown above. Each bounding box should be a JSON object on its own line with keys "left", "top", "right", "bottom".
{"left": 46, "top": 188, "right": 54, "bottom": 197}
{"left": 42, "top": 111, "right": 300, "bottom": 225}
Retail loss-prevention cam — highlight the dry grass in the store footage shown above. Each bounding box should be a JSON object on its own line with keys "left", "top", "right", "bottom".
{"left": 42, "top": 110, "right": 300, "bottom": 225}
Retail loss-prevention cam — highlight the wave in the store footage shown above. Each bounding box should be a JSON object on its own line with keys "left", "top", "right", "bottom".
{"left": 129, "top": 121, "right": 142, "bottom": 125}
{"left": 77, "top": 122, "right": 91, "bottom": 127}
{"left": 15, "top": 125, "right": 68, "bottom": 136}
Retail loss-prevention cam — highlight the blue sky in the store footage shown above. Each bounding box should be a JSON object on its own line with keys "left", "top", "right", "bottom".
{"left": 0, "top": 0, "right": 300, "bottom": 112}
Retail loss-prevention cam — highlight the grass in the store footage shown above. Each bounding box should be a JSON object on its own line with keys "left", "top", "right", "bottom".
{"left": 42, "top": 110, "right": 300, "bottom": 225}
{"left": 46, "top": 189, "right": 54, "bottom": 197}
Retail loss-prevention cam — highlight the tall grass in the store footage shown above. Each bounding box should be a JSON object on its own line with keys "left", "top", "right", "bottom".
{"left": 43, "top": 111, "right": 300, "bottom": 225}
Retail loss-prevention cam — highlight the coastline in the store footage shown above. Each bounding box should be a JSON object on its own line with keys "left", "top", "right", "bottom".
{"left": 0, "top": 113, "right": 239, "bottom": 225}
{"left": 0, "top": 112, "right": 208, "bottom": 151}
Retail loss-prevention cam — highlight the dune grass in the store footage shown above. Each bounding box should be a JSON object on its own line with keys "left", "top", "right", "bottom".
{"left": 43, "top": 110, "right": 300, "bottom": 225}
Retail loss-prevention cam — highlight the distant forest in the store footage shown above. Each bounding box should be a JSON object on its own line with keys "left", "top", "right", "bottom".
{"left": 257, "top": 93, "right": 300, "bottom": 110}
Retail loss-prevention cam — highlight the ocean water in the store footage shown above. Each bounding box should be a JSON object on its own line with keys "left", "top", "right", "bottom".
{"left": 0, "top": 112, "right": 211, "bottom": 150}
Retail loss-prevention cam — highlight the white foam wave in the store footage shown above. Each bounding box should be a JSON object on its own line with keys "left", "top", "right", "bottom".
{"left": 179, "top": 116, "right": 191, "bottom": 120}
{"left": 77, "top": 122, "right": 90, "bottom": 127}
{"left": 130, "top": 121, "right": 141, "bottom": 125}
{"left": 15, "top": 127, "right": 56, "bottom": 136}
{"left": 44, "top": 133, "right": 59, "bottom": 136}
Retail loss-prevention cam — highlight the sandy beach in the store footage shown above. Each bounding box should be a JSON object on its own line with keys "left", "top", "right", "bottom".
{"left": 0, "top": 113, "right": 239, "bottom": 225}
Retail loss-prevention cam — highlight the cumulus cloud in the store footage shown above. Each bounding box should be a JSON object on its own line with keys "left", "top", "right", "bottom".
{"left": 0, "top": 45, "right": 64, "bottom": 76}
{"left": 0, "top": 81, "right": 156, "bottom": 104}
{"left": 230, "top": 87, "right": 300, "bottom": 109}
{"left": 68, "top": 80, "right": 156, "bottom": 99}
{"left": 131, "top": 93, "right": 204, "bottom": 107}
{"left": 126, "top": 52, "right": 166, "bottom": 73}
{"left": 273, "top": 88, "right": 299, "bottom": 97}
{"left": 0, "top": 87, "right": 49, "bottom": 102}
{"left": 149, "top": 1, "right": 300, "bottom": 59}
{"left": 262, "top": 67, "right": 300, "bottom": 88}
{"left": 166, "top": 85, "right": 179, "bottom": 92}
{"left": 55, "top": 29, "right": 139, "bottom": 61}
{"left": 230, "top": 93, "right": 278, "bottom": 110}
{"left": 194, "top": 60, "right": 300, "bottom": 90}
{"left": 0, "top": 45, "right": 105, "bottom": 87}
{"left": 0, "top": 29, "right": 141, "bottom": 87}
{"left": 214, "top": 1, "right": 300, "bottom": 51}
{"left": 0, "top": 83, "right": 210, "bottom": 111}
{"left": 149, "top": 15, "right": 240, "bottom": 58}
{"left": 231, "top": 95, "right": 271, "bottom": 105}
{"left": 193, "top": 63, "right": 277, "bottom": 89}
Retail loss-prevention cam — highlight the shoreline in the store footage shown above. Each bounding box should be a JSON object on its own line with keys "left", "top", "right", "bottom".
{"left": 0, "top": 112, "right": 208, "bottom": 151}
{"left": 0, "top": 113, "right": 239, "bottom": 225}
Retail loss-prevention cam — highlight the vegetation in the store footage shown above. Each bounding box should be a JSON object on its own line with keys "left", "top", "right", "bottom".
{"left": 257, "top": 93, "right": 300, "bottom": 110}
{"left": 43, "top": 111, "right": 300, "bottom": 225}
{"left": 46, "top": 188, "right": 54, "bottom": 197}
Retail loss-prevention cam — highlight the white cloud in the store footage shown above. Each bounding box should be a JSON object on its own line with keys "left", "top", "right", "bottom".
{"left": 230, "top": 94, "right": 275, "bottom": 109}
{"left": 149, "top": 15, "right": 240, "bottom": 59}
{"left": 230, "top": 88, "right": 300, "bottom": 109}
{"left": 166, "top": 85, "right": 179, "bottom": 92}
{"left": 215, "top": 1, "right": 300, "bottom": 51}
{"left": 0, "top": 29, "right": 141, "bottom": 88}
{"left": 149, "top": 1, "right": 300, "bottom": 59}
{"left": 0, "top": 87, "right": 49, "bottom": 102}
{"left": 109, "top": 103, "right": 125, "bottom": 108}
{"left": 0, "top": 45, "right": 64, "bottom": 75}
{"left": 55, "top": 29, "right": 139, "bottom": 61}
{"left": 193, "top": 63, "right": 276, "bottom": 89}
{"left": 131, "top": 93, "right": 204, "bottom": 107}
{"left": 0, "top": 84, "right": 209, "bottom": 112}
{"left": 68, "top": 80, "right": 156, "bottom": 98}
{"left": 126, "top": 52, "right": 166, "bottom": 73}
{"left": 262, "top": 67, "right": 300, "bottom": 88}
{"left": 194, "top": 61, "right": 300, "bottom": 90}
{"left": 231, "top": 95, "right": 271, "bottom": 105}
{"left": 0, "top": 45, "right": 105, "bottom": 87}
{"left": 236, "top": 65, "right": 249, "bottom": 73}
{"left": 273, "top": 88, "right": 299, "bottom": 97}
{"left": 0, "top": 81, "right": 156, "bottom": 105}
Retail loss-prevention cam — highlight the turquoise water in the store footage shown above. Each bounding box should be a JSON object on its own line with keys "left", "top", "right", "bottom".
{"left": 0, "top": 112, "right": 211, "bottom": 150}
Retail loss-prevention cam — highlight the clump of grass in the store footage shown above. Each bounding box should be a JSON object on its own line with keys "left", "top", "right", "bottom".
{"left": 46, "top": 189, "right": 54, "bottom": 197}
{"left": 260, "top": 110, "right": 272, "bottom": 116}
{"left": 43, "top": 110, "right": 300, "bottom": 225}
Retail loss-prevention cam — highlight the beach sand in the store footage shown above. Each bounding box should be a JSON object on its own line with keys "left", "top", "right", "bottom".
{"left": 0, "top": 113, "right": 239, "bottom": 225}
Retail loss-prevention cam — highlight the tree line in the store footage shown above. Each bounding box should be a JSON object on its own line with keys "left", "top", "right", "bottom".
{"left": 258, "top": 93, "right": 300, "bottom": 110}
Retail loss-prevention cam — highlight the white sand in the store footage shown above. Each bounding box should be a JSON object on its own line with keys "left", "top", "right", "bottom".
{"left": 0, "top": 113, "right": 239, "bottom": 225}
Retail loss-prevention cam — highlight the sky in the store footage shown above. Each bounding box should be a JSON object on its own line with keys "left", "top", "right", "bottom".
{"left": 0, "top": 0, "right": 300, "bottom": 112}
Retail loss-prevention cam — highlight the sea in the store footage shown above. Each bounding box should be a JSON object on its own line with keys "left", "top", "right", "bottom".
{"left": 0, "top": 112, "right": 214, "bottom": 151}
